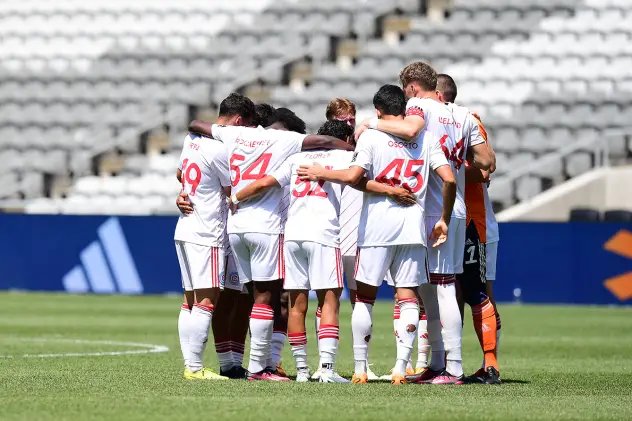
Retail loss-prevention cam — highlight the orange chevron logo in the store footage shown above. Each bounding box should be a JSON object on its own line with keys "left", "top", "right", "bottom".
{"left": 603, "top": 230, "right": 632, "bottom": 301}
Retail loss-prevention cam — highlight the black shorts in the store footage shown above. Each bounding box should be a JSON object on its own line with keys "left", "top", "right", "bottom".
{"left": 456, "top": 220, "right": 487, "bottom": 306}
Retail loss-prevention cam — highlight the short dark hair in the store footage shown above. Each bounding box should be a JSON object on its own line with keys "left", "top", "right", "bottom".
{"left": 254, "top": 103, "right": 276, "bottom": 127}
{"left": 399, "top": 62, "right": 437, "bottom": 91}
{"left": 271, "top": 107, "right": 306, "bottom": 134}
{"left": 373, "top": 84, "right": 406, "bottom": 117}
{"left": 218, "top": 93, "right": 256, "bottom": 124}
{"left": 317, "top": 120, "right": 353, "bottom": 141}
{"left": 437, "top": 74, "right": 457, "bottom": 103}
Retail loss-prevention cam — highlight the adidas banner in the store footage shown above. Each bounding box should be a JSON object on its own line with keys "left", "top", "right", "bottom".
{"left": 0, "top": 214, "right": 630, "bottom": 304}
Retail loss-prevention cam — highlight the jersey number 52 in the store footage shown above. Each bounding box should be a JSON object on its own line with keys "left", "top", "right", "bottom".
{"left": 375, "top": 159, "right": 424, "bottom": 193}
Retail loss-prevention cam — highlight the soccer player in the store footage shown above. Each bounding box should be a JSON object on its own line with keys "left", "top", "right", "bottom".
{"left": 174, "top": 93, "right": 255, "bottom": 380}
{"left": 191, "top": 108, "right": 354, "bottom": 381}
{"left": 227, "top": 119, "right": 414, "bottom": 383}
{"left": 436, "top": 74, "right": 501, "bottom": 384}
{"left": 355, "top": 62, "right": 492, "bottom": 384}
{"left": 298, "top": 84, "right": 457, "bottom": 385}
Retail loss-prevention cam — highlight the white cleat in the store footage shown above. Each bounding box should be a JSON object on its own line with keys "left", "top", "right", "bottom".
{"left": 320, "top": 371, "right": 351, "bottom": 383}
{"left": 366, "top": 363, "right": 379, "bottom": 381}
{"left": 311, "top": 367, "right": 322, "bottom": 380}
{"left": 379, "top": 367, "right": 395, "bottom": 381}
{"left": 296, "top": 368, "right": 311, "bottom": 383}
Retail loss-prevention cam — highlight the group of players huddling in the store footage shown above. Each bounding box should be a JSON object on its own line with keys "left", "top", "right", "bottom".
{"left": 173, "top": 61, "right": 502, "bottom": 385}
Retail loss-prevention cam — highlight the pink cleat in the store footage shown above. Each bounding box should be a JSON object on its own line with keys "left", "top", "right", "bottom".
{"left": 247, "top": 368, "right": 291, "bottom": 382}
{"left": 425, "top": 370, "right": 464, "bottom": 385}
{"left": 407, "top": 368, "right": 443, "bottom": 384}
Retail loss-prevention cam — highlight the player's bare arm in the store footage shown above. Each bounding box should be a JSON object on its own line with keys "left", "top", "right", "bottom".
{"left": 465, "top": 166, "right": 490, "bottom": 184}
{"left": 227, "top": 175, "right": 281, "bottom": 213}
{"left": 466, "top": 143, "right": 493, "bottom": 171}
{"left": 188, "top": 120, "right": 214, "bottom": 137}
{"left": 297, "top": 163, "right": 365, "bottom": 186}
{"left": 176, "top": 168, "right": 182, "bottom": 183}
{"left": 301, "top": 135, "right": 355, "bottom": 152}
{"left": 354, "top": 178, "right": 417, "bottom": 207}
{"left": 354, "top": 115, "right": 425, "bottom": 142}
{"left": 429, "top": 165, "right": 456, "bottom": 247}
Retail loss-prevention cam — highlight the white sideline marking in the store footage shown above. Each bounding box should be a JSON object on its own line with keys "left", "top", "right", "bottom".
{"left": 0, "top": 337, "right": 169, "bottom": 359}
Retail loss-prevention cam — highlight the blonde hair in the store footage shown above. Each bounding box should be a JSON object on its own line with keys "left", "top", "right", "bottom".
{"left": 325, "top": 98, "right": 356, "bottom": 120}
{"left": 399, "top": 62, "right": 437, "bottom": 91}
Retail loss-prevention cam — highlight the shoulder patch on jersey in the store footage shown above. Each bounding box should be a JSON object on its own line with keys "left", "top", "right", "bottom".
{"left": 406, "top": 106, "right": 424, "bottom": 119}
{"left": 350, "top": 152, "right": 358, "bottom": 163}
{"left": 216, "top": 124, "right": 227, "bottom": 127}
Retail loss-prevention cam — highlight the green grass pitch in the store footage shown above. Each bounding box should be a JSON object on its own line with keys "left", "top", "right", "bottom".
{"left": 1, "top": 292, "right": 631, "bottom": 421}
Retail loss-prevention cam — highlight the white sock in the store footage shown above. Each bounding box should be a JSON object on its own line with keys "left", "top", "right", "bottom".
{"left": 318, "top": 324, "right": 339, "bottom": 366}
{"left": 394, "top": 298, "right": 419, "bottom": 376}
{"left": 248, "top": 304, "right": 274, "bottom": 374}
{"left": 271, "top": 330, "right": 287, "bottom": 367}
{"left": 315, "top": 307, "right": 322, "bottom": 368}
{"left": 419, "top": 283, "right": 445, "bottom": 371}
{"left": 214, "top": 340, "right": 233, "bottom": 371}
{"left": 178, "top": 304, "right": 192, "bottom": 368}
{"left": 392, "top": 303, "right": 400, "bottom": 342}
{"left": 437, "top": 282, "right": 463, "bottom": 377}
{"left": 288, "top": 331, "right": 308, "bottom": 368}
{"left": 188, "top": 304, "right": 213, "bottom": 372}
{"left": 232, "top": 340, "right": 245, "bottom": 367}
{"left": 416, "top": 304, "right": 430, "bottom": 369}
{"left": 352, "top": 296, "right": 374, "bottom": 375}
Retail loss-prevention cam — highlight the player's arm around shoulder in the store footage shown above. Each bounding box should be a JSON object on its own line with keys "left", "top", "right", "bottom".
{"left": 301, "top": 134, "right": 355, "bottom": 152}
{"left": 466, "top": 112, "right": 493, "bottom": 171}
{"left": 297, "top": 135, "right": 367, "bottom": 185}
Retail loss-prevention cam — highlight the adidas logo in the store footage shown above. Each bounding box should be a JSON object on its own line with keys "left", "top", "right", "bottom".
{"left": 481, "top": 323, "right": 491, "bottom": 333}
{"left": 62, "top": 217, "right": 143, "bottom": 294}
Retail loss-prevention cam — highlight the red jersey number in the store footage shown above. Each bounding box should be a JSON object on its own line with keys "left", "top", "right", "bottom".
{"left": 230, "top": 153, "right": 272, "bottom": 186}
{"left": 439, "top": 134, "right": 465, "bottom": 170}
{"left": 293, "top": 166, "right": 332, "bottom": 198}
{"left": 181, "top": 158, "right": 202, "bottom": 196}
{"left": 375, "top": 159, "right": 424, "bottom": 193}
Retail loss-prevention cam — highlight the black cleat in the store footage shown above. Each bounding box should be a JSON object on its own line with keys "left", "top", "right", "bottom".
{"left": 483, "top": 367, "right": 502, "bottom": 385}
{"left": 221, "top": 366, "right": 248, "bottom": 379}
{"left": 464, "top": 367, "right": 486, "bottom": 384}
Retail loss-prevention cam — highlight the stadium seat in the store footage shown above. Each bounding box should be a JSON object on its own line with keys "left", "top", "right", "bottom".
{"left": 569, "top": 207, "right": 602, "bottom": 222}
{"left": 603, "top": 210, "right": 632, "bottom": 222}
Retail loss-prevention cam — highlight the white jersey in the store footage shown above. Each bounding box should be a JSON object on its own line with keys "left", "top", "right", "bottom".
{"left": 174, "top": 133, "right": 230, "bottom": 247}
{"left": 483, "top": 184, "right": 499, "bottom": 242}
{"left": 211, "top": 125, "right": 306, "bottom": 235}
{"left": 270, "top": 149, "right": 353, "bottom": 247}
{"left": 407, "top": 97, "right": 476, "bottom": 219}
{"left": 339, "top": 187, "right": 363, "bottom": 256}
{"left": 352, "top": 129, "right": 448, "bottom": 247}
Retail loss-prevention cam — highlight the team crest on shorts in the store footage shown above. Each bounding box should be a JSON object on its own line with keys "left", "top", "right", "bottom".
{"left": 229, "top": 272, "right": 240, "bottom": 285}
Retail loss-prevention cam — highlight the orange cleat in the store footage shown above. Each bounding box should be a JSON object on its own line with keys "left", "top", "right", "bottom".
{"left": 275, "top": 362, "right": 287, "bottom": 377}
{"left": 352, "top": 373, "right": 368, "bottom": 384}
{"left": 391, "top": 374, "right": 408, "bottom": 385}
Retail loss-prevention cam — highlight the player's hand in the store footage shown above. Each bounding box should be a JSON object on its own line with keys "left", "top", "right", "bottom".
{"left": 176, "top": 190, "right": 193, "bottom": 215}
{"left": 387, "top": 187, "right": 416, "bottom": 207}
{"left": 227, "top": 196, "right": 239, "bottom": 214}
{"left": 429, "top": 219, "right": 449, "bottom": 248}
{"left": 297, "top": 163, "right": 325, "bottom": 181}
{"left": 354, "top": 119, "right": 370, "bottom": 141}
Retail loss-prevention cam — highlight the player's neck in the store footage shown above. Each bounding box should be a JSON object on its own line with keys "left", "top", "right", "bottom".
{"left": 215, "top": 116, "right": 233, "bottom": 125}
{"left": 417, "top": 91, "right": 439, "bottom": 101}
{"left": 380, "top": 115, "right": 403, "bottom": 121}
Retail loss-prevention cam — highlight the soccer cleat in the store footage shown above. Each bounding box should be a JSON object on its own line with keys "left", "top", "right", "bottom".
{"left": 320, "top": 371, "right": 351, "bottom": 383}
{"left": 391, "top": 373, "right": 408, "bottom": 385}
{"left": 247, "top": 368, "right": 291, "bottom": 382}
{"left": 483, "top": 367, "right": 502, "bottom": 385}
{"left": 311, "top": 367, "right": 322, "bottom": 380}
{"left": 276, "top": 361, "right": 288, "bottom": 377}
{"left": 414, "top": 366, "right": 427, "bottom": 375}
{"left": 296, "top": 367, "right": 311, "bottom": 383}
{"left": 184, "top": 367, "right": 229, "bottom": 380}
{"left": 366, "top": 363, "right": 379, "bottom": 381}
{"left": 465, "top": 367, "right": 486, "bottom": 384}
{"left": 351, "top": 373, "right": 368, "bottom": 384}
{"left": 406, "top": 367, "right": 416, "bottom": 376}
{"left": 406, "top": 367, "right": 443, "bottom": 384}
{"left": 221, "top": 366, "right": 248, "bottom": 380}
{"left": 425, "top": 370, "right": 464, "bottom": 385}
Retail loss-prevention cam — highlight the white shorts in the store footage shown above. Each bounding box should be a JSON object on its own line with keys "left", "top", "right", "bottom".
{"left": 222, "top": 251, "right": 248, "bottom": 293}
{"left": 342, "top": 255, "right": 357, "bottom": 290}
{"left": 355, "top": 244, "right": 428, "bottom": 288}
{"left": 229, "top": 232, "right": 284, "bottom": 283}
{"left": 486, "top": 240, "right": 498, "bottom": 281}
{"left": 283, "top": 241, "right": 344, "bottom": 291}
{"left": 175, "top": 240, "right": 224, "bottom": 291}
{"left": 425, "top": 217, "right": 466, "bottom": 275}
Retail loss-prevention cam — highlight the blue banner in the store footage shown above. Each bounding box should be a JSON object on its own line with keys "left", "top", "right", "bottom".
{"left": 0, "top": 215, "right": 630, "bottom": 305}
